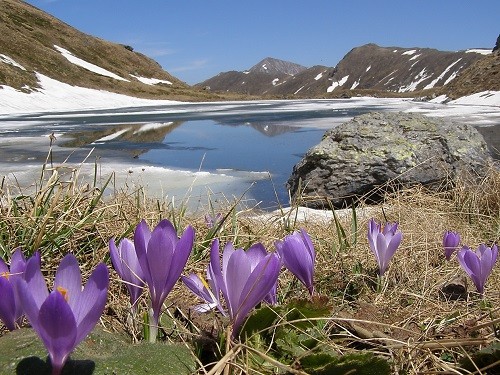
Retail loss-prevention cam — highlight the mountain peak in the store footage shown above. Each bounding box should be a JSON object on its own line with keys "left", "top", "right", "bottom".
{"left": 248, "top": 57, "right": 307, "bottom": 75}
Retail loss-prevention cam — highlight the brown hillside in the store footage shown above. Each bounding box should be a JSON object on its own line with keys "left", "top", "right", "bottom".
{"left": 0, "top": 0, "right": 232, "bottom": 101}
{"left": 440, "top": 51, "right": 500, "bottom": 99}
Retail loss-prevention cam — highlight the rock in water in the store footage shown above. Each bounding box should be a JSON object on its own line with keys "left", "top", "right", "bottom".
{"left": 287, "top": 112, "right": 494, "bottom": 208}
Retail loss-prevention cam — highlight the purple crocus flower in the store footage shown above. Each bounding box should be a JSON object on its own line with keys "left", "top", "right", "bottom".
{"left": 134, "top": 219, "right": 194, "bottom": 342}
{"left": 183, "top": 239, "right": 280, "bottom": 337}
{"left": 457, "top": 244, "right": 498, "bottom": 295}
{"left": 443, "top": 231, "right": 461, "bottom": 260}
{"left": 205, "top": 213, "right": 222, "bottom": 229}
{"left": 182, "top": 239, "right": 226, "bottom": 314}
{"left": 275, "top": 229, "right": 315, "bottom": 295}
{"left": 0, "top": 249, "right": 33, "bottom": 331}
{"left": 17, "top": 253, "right": 108, "bottom": 375}
{"left": 109, "top": 237, "right": 145, "bottom": 311}
{"left": 367, "top": 218, "right": 403, "bottom": 276}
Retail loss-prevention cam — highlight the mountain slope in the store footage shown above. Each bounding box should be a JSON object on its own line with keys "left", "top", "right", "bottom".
{"left": 439, "top": 50, "right": 500, "bottom": 99}
{"left": 0, "top": 0, "right": 223, "bottom": 101}
{"left": 195, "top": 57, "right": 307, "bottom": 95}
{"left": 199, "top": 44, "right": 490, "bottom": 98}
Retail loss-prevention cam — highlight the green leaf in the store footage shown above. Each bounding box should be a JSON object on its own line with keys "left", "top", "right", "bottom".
{"left": 301, "top": 352, "right": 391, "bottom": 375}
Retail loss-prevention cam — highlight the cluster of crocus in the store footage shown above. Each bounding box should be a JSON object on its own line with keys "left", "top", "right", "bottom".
{"left": 17, "top": 253, "right": 109, "bottom": 375}
{"left": 109, "top": 219, "right": 195, "bottom": 342}
{"left": 0, "top": 249, "right": 30, "bottom": 331}
{"left": 457, "top": 244, "right": 498, "bottom": 295}
{"left": 182, "top": 239, "right": 281, "bottom": 337}
{"left": 442, "top": 229, "right": 498, "bottom": 295}
{"left": 367, "top": 218, "right": 403, "bottom": 276}
{"left": 443, "top": 230, "right": 461, "bottom": 260}
{"left": 275, "top": 229, "right": 316, "bottom": 295}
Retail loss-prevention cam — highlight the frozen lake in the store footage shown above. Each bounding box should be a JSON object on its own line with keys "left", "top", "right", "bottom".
{"left": 0, "top": 98, "right": 498, "bottom": 211}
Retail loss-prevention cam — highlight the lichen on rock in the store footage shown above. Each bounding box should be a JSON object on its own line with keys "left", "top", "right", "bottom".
{"left": 287, "top": 111, "right": 494, "bottom": 208}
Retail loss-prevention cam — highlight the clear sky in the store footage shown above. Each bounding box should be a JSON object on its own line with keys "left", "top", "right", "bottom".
{"left": 24, "top": 0, "right": 500, "bottom": 85}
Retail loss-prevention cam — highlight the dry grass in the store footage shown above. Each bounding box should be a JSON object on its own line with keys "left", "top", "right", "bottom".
{"left": 0, "top": 161, "right": 499, "bottom": 374}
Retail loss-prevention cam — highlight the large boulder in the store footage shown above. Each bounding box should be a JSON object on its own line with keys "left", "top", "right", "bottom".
{"left": 287, "top": 112, "right": 494, "bottom": 208}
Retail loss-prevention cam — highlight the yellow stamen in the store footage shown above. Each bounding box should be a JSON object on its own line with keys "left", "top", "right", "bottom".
{"left": 198, "top": 273, "right": 210, "bottom": 290}
{"left": 1, "top": 271, "right": 9, "bottom": 280}
{"left": 56, "top": 286, "right": 69, "bottom": 302}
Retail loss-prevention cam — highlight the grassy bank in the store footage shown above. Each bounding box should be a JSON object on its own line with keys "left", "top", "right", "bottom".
{"left": 0, "top": 160, "right": 499, "bottom": 374}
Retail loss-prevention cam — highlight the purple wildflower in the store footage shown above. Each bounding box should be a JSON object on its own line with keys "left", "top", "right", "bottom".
{"left": 443, "top": 231, "right": 461, "bottom": 260}
{"left": 17, "top": 253, "right": 108, "bottom": 375}
{"left": 367, "top": 218, "right": 403, "bottom": 276}
{"left": 457, "top": 244, "right": 498, "bottom": 295}
{"left": 275, "top": 229, "right": 315, "bottom": 295}
{"left": 109, "top": 237, "right": 145, "bottom": 311}
{"left": 0, "top": 249, "right": 34, "bottom": 330}
{"left": 134, "top": 219, "right": 194, "bottom": 341}
{"left": 183, "top": 239, "right": 280, "bottom": 337}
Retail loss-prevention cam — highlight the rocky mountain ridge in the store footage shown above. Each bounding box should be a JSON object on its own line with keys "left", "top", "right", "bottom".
{"left": 0, "top": 0, "right": 498, "bottom": 102}
{"left": 197, "top": 44, "right": 495, "bottom": 98}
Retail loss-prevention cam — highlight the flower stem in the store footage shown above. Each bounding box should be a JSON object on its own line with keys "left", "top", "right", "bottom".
{"left": 148, "top": 307, "right": 158, "bottom": 344}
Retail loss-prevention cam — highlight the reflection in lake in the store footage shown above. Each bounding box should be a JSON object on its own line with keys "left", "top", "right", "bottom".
{"left": 3, "top": 98, "right": 494, "bottom": 210}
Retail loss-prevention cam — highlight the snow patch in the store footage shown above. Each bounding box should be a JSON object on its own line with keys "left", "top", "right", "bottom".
{"left": 54, "top": 45, "right": 129, "bottom": 82}
{"left": 365, "top": 65, "right": 371, "bottom": 72}
{"left": 294, "top": 85, "right": 305, "bottom": 94}
{"left": 402, "top": 49, "right": 417, "bottom": 55}
{"left": 409, "top": 54, "right": 421, "bottom": 61}
{"left": 326, "top": 75, "right": 349, "bottom": 93}
{"left": 449, "top": 91, "right": 500, "bottom": 106}
{"left": 0, "top": 54, "right": 26, "bottom": 70}
{"left": 465, "top": 49, "right": 492, "bottom": 55}
{"left": 398, "top": 68, "right": 430, "bottom": 92}
{"left": 350, "top": 80, "right": 360, "bottom": 90}
{"left": 130, "top": 75, "right": 172, "bottom": 85}
{"left": 423, "top": 58, "right": 462, "bottom": 90}
{"left": 0, "top": 72, "right": 178, "bottom": 115}
{"left": 272, "top": 78, "right": 279, "bottom": 86}
{"left": 314, "top": 72, "right": 323, "bottom": 80}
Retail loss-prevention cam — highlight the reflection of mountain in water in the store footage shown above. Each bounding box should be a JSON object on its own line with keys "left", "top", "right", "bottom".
{"left": 216, "top": 119, "right": 298, "bottom": 137}
{"left": 63, "top": 121, "right": 186, "bottom": 157}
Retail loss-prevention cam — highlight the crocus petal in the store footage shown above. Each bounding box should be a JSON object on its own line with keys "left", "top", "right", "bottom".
{"left": 0, "top": 277, "right": 17, "bottom": 330}
{"left": 54, "top": 254, "right": 83, "bottom": 310}
{"left": 110, "top": 238, "right": 144, "bottom": 307}
{"left": 72, "top": 263, "right": 109, "bottom": 344}
{"left": 38, "top": 291, "right": 77, "bottom": 373}
{"left": 109, "top": 238, "right": 125, "bottom": 276}
{"left": 232, "top": 254, "right": 281, "bottom": 335}
{"left": 443, "top": 231, "right": 460, "bottom": 260}
{"left": 222, "top": 242, "right": 236, "bottom": 279}
{"left": 224, "top": 249, "right": 251, "bottom": 318}
{"left": 386, "top": 231, "right": 402, "bottom": 264}
{"left": 208, "top": 239, "right": 225, "bottom": 298}
{"left": 9, "top": 248, "right": 27, "bottom": 275}
{"left": 458, "top": 248, "right": 483, "bottom": 293}
{"left": 182, "top": 274, "right": 215, "bottom": 303}
{"left": 0, "top": 258, "right": 8, "bottom": 274}
{"left": 246, "top": 243, "right": 267, "bottom": 270}
{"left": 147, "top": 225, "right": 175, "bottom": 301}
{"left": 162, "top": 225, "right": 195, "bottom": 300}
{"left": 23, "top": 253, "right": 48, "bottom": 310}
{"left": 134, "top": 220, "right": 153, "bottom": 286}
{"left": 376, "top": 233, "right": 389, "bottom": 275}
{"left": 279, "top": 232, "right": 315, "bottom": 294}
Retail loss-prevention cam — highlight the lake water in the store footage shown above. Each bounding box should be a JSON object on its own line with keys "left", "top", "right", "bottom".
{"left": 0, "top": 99, "right": 498, "bottom": 210}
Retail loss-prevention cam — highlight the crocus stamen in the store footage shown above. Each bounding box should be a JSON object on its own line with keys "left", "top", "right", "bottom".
{"left": 56, "top": 286, "right": 69, "bottom": 302}
{"left": 1, "top": 271, "right": 9, "bottom": 280}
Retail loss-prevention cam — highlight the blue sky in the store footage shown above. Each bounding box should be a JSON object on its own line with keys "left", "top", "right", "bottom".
{"left": 25, "top": 0, "right": 500, "bottom": 85}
